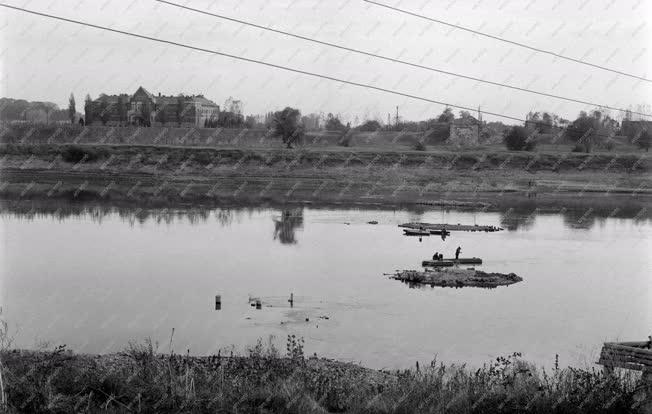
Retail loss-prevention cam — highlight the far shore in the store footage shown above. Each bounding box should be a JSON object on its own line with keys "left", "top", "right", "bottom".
{"left": 0, "top": 142, "right": 649, "bottom": 217}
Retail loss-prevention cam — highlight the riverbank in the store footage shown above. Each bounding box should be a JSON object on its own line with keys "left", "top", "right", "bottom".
{"left": 0, "top": 143, "right": 650, "bottom": 218}
{"left": 0, "top": 341, "right": 646, "bottom": 413}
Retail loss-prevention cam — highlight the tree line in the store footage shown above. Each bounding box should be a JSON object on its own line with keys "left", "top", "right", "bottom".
{"left": 2, "top": 93, "right": 649, "bottom": 152}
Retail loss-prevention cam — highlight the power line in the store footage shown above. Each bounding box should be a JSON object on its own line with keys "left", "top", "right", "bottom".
{"left": 155, "top": 0, "right": 651, "bottom": 118}
{"left": 0, "top": 3, "right": 623, "bottom": 139}
{"left": 363, "top": 0, "right": 651, "bottom": 84}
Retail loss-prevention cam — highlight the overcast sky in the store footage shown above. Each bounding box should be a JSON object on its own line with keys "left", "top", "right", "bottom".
{"left": 1, "top": 0, "right": 651, "bottom": 124}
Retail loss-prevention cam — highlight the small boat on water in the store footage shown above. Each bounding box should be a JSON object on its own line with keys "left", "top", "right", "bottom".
{"left": 403, "top": 229, "right": 430, "bottom": 236}
{"left": 422, "top": 257, "right": 483, "bottom": 267}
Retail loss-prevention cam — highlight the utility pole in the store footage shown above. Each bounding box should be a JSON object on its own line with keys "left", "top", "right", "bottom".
{"left": 395, "top": 106, "right": 399, "bottom": 128}
{"left": 387, "top": 113, "right": 390, "bottom": 130}
{"left": 477, "top": 105, "right": 482, "bottom": 143}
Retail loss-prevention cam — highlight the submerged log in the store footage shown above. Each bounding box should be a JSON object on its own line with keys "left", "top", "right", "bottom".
{"left": 390, "top": 268, "right": 522, "bottom": 288}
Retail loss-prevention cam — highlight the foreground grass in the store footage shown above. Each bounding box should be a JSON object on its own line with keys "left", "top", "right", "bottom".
{"left": 1, "top": 338, "right": 647, "bottom": 413}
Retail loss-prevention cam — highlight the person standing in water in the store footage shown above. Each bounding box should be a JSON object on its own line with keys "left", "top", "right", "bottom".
{"left": 455, "top": 246, "right": 462, "bottom": 260}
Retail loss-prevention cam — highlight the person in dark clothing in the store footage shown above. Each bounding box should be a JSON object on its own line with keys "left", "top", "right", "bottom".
{"left": 455, "top": 246, "right": 461, "bottom": 260}
{"left": 433, "top": 252, "right": 439, "bottom": 261}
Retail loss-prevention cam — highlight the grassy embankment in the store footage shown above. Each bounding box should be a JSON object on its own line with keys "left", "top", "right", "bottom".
{"left": 1, "top": 337, "right": 648, "bottom": 413}
{"left": 0, "top": 124, "right": 650, "bottom": 213}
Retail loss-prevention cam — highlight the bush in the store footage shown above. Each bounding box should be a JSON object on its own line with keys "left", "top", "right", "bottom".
{"left": 635, "top": 130, "right": 650, "bottom": 152}
{"left": 1, "top": 344, "right": 641, "bottom": 414}
{"left": 60, "top": 145, "right": 106, "bottom": 163}
{"left": 504, "top": 126, "right": 536, "bottom": 151}
{"left": 413, "top": 141, "right": 426, "bottom": 151}
{"left": 357, "top": 120, "right": 382, "bottom": 132}
{"left": 337, "top": 131, "right": 353, "bottom": 147}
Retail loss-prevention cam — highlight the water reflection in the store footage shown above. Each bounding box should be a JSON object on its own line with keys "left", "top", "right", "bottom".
{"left": 1, "top": 198, "right": 650, "bottom": 370}
{"left": 398, "top": 280, "right": 500, "bottom": 290}
{"left": 0, "top": 200, "right": 261, "bottom": 228}
{"left": 273, "top": 209, "right": 304, "bottom": 244}
{"left": 498, "top": 206, "right": 606, "bottom": 231}
{"left": 499, "top": 208, "right": 537, "bottom": 231}
{"left": 0, "top": 199, "right": 647, "bottom": 235}
{"left": 560, "top": 208, "right": 597, "bottom": 230}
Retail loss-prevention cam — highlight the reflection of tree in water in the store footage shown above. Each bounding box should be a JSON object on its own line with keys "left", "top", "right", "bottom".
{"left": 0, "top": 200, "right": 262, "bottom": 227}
{"left": 498, "top": 206, "right": 599, "bottom": 231}
{"left": 273, "top": 208, "right": 304, "bottom": 244}
{"left": 215, "top": 209, "right": 234, "bottom": 227}
{"left": 499, "top": 207, "right": 536, "bottom": 231}
{"left": 406, "top": 207, "right": 426, "bottom": 223}
{"left": 561, "top": 208, "right": 596, "bottom": 230}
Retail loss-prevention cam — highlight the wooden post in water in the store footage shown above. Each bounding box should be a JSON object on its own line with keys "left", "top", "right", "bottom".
{"left": 215, "top": 295, "right": 221, "bottom": 310}
{"left": 288, "top": 293, "right": 294, "bottom": 308}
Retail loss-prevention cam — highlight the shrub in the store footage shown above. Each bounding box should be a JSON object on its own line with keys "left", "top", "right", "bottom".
{"left": 357, "top": 120, "right": 382, "bottom": 132}
{"left": 413, "top": 140, "right": 426, "bottom": 151}
{"left": 1, "top": 344, "right": 641, "bottom": 414}
{"left": 635, "top": 130, "right": 650, "bottom": 152}
{"left": 271, "top": 107, "right": 303, "bottom": 149}
{"left": 60, "top": 145, "right": 105, "bottom": 163}
{"left": 504, "top": 126, "right": 536, "bottom": 151}
{"left": 338, "top": 131, "right": 353, "bottom": 147}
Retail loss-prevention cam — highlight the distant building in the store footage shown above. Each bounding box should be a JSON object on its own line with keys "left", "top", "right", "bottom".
{"left": 87, "top": 86, "right": 219, "bottom": 127}
{"left": 621, "top": 120, "right": 651, "bottom": 139}
{"left": 449, "top": 117, "right": 480, "bottom": 146}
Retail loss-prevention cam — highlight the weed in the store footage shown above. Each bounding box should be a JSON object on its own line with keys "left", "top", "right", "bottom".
{"left": 0, "top": 340, "right": 643, "bottom": 413}
{"left": 60, "top": 145, "right": 107, "bottom": 163}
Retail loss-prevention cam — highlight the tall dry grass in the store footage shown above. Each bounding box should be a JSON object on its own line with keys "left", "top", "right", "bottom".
{"left": 0, "top": 337, "right": 646, "bottom": 413}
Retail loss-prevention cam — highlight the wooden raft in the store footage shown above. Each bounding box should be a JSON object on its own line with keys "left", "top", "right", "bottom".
{"left": 597, "top": 341, "right": 652, "bottom": 373}
{"left": 399, "top": 223, "right": 503, "bottom": 232}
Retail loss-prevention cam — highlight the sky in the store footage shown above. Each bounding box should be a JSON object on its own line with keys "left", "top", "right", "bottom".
{"left": 1, "top": 0, "right": 651, "bottom": 125}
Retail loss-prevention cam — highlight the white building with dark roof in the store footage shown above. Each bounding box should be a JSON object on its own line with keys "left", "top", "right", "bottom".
{"left": 87, "top": 86, "right": 220, "bottom": 127}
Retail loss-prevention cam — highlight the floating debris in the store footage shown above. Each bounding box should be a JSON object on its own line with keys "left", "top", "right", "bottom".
{"left": 399, "top": 223, "right": 503, "bottom": 232}
{"left": 390, "top": 268, "right": 522, "bottom": 288}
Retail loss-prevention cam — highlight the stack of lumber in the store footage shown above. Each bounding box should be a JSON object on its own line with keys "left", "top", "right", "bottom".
{"left": 598, "top": 341, "right": 652, "bottom": 372}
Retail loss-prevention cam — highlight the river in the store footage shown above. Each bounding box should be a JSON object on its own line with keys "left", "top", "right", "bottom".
{"left": 1, "top": 202, "right": 650, "bottom": 369}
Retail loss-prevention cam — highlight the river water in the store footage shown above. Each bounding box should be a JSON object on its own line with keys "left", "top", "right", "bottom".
{"left": 1, "top": 203, "right": 650, "bottom": 369}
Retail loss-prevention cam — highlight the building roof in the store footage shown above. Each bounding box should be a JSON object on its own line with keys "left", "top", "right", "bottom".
{"left": 96, "top": 94, "right": 128, "bottom": 104}
{"left": 133, "top": 86, "right": 157, "bottom": 102}
{"left": 93, "top": 87, "right": 219, "bottom": 108}
{"left": 191, "top": 96, "right": 219, "bottom": 107}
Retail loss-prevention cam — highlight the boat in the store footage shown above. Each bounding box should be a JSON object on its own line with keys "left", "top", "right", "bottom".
{"left": 422, "top": 257, "right": 483, "bottom": 267}
{"left": 399, "top": 222, "right": 503, "bottom": 232}
{"left": 403, "top": 229, "right": 430, "bottom": 236}
{"left": 429, "top": 230, "right": 450, "bottom": 235}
